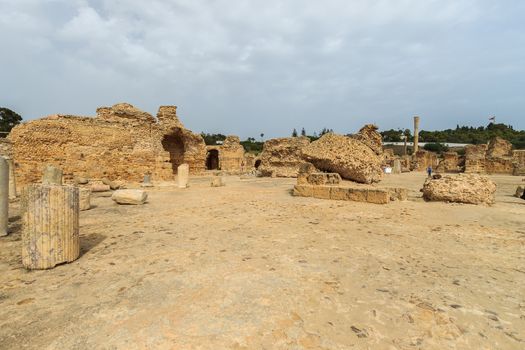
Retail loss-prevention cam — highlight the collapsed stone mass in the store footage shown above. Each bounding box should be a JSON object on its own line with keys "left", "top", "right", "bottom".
{"left": 8, "top": 103, "right": 251, "bottom": 185}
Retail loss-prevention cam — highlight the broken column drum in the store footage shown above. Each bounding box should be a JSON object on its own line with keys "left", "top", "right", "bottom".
{"left": 0, "top": 157, "right": 8, "bottom": 237}
{"left": 42, "top": 165, "right": 63, "bottom": 185}
{"left": 22, "top": 184, "right": 80, "bottom": 270}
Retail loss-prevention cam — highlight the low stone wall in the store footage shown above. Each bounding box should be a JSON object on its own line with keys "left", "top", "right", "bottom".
{"left": 293, "top": 184, "right": 407, "bottom": 204}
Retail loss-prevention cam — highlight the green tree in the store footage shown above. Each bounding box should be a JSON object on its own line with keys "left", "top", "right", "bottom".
{"left": 0, "top": 107, "right": 22, "bottom": 133}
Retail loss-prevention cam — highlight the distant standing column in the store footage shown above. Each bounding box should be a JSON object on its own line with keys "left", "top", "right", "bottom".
{"left": 6, "top": 157, "right": 17, "bottom": 199}
{"left": 178, "top": 164, "right": 189, "bottom": 188}
{"left": 0, "top": 157, "right": 8, "bottom": 237}
{"left": 413, "top": 116, "right": 420, "bottom": 154}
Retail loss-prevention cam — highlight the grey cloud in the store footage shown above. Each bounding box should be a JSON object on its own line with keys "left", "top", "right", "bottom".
{"left": 1, "top": 0, "right": 523, "bottom": 138}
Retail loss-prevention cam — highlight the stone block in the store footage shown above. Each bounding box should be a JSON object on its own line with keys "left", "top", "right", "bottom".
{"left": 330, "top": 186, "right": 349, "bottom": 200}
{"left": 178, "top": 164, "right": 189, "bottom": 188}
{"left": 79, "top": 188, "right": 91, "bottom": 211}
{"left": 366, "top": 190, "right": 390, "bottom": 204}
{"left": 211, "top": 177, "right": 225, "bottom": 187}
{"left": 293, "top": 185, "right": 314, "bottom": 197}
{"left": 387, "top": 187, "right": 408, "bottom": 201}
{"left": 112, "top": 189, "right": 148, "bottom": 205}
{"left": 312, "top": 186, "right": 331, "bottom": 199}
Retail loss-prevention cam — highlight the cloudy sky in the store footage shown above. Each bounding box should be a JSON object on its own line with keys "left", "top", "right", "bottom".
{"left": 1, "top": 0, "right": 524, "bottom": 138}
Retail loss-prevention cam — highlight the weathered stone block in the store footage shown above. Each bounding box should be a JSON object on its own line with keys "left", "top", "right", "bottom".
{"left": 111, "top": 189, "right": 147, "bottom": 205}
{"left": 211, "top": 177, "right": 225, "bottom": 187}
{"left": 79, "top": 188, "right": 91, "bottom": 211}
{"left": 42, "top": 165, "right": 62, "bottom": 185}
{"left": 365, "top": 189, "right": 390, "bottom": 204}
{"left": 91, "top": 184, "right": 111, "bottom": 192}
{"left": 293, "top": 184, "right": 314, "bottom": 197}
{"left": 347, "top": 189, "right": 368, "bottom": 202}
{"left": 178, "top": 164, "right": 189, "bottom": 188}
{"left": 312, "top": 186, "right": 331, "bottom": 199}
{"left": 387, "top": 187, "right": 408, "bottom": 201}
{"left": 330, "top": 186, "right": 349, "bottom": 200}
{"left": 307, "top": 173, "right": 341, "bottom": 185}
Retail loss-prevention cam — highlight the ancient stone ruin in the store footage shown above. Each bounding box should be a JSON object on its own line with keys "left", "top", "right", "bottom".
{"left": 302, "top": 127, "right": 384, "bottom": 184}
{"left": 8, "top": 103, "right": 209, "bottom": 185}
{"left": 258, "top": 136, "right": 311, "bottom": 177}
{"left": 205, "top": 136, "right": 248, "bottom": 173}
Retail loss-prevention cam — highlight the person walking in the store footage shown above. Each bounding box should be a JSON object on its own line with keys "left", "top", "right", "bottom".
{"left": 426, "top": 166, "right": 432, "bottom": 178}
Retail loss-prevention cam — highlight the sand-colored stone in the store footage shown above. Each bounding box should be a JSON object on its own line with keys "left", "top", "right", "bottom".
{"left": 8, "top": 103, "right": 207, "bottom": 185}
{"left": 79, "top": 188, "right": 91, "bottom": 211}
{"left": 211, "top": 177, "right": 225, "bottom": 187}
{"left": 294, "top": 184, "right": 390, "bottom": 204}
{"left": 91, "top": 184, "right": 111, "bottom": 192}
{"left": 302, "top": 132, "right": 383, "bottom": 184}
{"left": 258, "top": 137, "right": 311, "bottom": 177}
{"left": 515, "top": 185, "right": 524, "bottom": 198}
{"left": 436, "top": 151, "right": 461, "bottom": 173}
{"left": 205, "top": 136, "right": 247, "bottom": 173}
{"left": 111, "top": 189, "right": 148, "bottom": 205}
{"left": 0, "top": 157, "right": 8, "bottom": 237}
{"left": 22, "top": 184, "right": 80, "bottom": 269}
{"left": 41, "top": 165, "right": 62, "bottom": 185}
{"left": 178, "top": 164, "right": 189, "bottom": 188}
{"left": 306, "top": 173, "right": 341, "bottom": 185}
{"left": 422, "top": 174, "right": 496, "bottom": 205}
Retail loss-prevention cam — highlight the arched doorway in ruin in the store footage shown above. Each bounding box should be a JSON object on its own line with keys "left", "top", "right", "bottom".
{"left": 254, "top": 159, "right": 261, "bottom": 169}
{"left": 206, "top": 149, "right": 219, "bottom": 170}
{"left": 162, "top": 132, "right": 185, "bottom": 174}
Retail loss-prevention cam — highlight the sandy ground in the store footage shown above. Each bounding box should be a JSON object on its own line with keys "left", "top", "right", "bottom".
{"left": 0, "top": 172, "right": 524, "bottom": 349}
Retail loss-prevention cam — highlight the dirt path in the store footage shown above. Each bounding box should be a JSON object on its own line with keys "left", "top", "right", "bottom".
{"left": 1, "top": 173, "right": 524, "bottom": 349}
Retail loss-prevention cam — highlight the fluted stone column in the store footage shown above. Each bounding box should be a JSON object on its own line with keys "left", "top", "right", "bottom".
{"left": 0, "top": 157, "right": 8, "bottom": 237}
{"left": 22, "top": 184, "right": 80, "bottom": 270}
{"left": 413, "top": 116, "right": 420, "bottom": 154}
{"left": 178, "top": 164, "right": 189, "bottom": 188}
{"left": 42, "top": 165, "right": 63, "bottom": 185}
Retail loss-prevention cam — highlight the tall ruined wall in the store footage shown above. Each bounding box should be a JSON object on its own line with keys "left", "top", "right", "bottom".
{"left": 436, "top": 152, "right": 461, "bottom": 173}
{"left": 8, "top": 103, "right": 206, "bottom": 185}
{"left": 464, "top": 144, "right": 488, "bottom": 173}
{"left": 513, "top": 150, "right": 525, "bottom": 175}
{"left": 411, "top": 150, "right": 438, "bottom": 171}
{"left": 219, "top": 136, "right": 246, "bottom": 173}
{"left": 464, "top": 138, "right": 519, "bottom": 175}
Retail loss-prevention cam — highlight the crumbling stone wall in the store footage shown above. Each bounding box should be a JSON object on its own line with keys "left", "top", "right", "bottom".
{"left": 513, "top": 150, "right": 525, "bottom": 175}
{"left": 411, "top": 150, "right": 438, "bottom": 171}
{"left": 436, "top": 152, "right": 461, "bottom": 173}
{"left": 464, "top": 138, "right": 518, "bottom": 175}
{"left": 258, "top": 137, "right": 311, "bottom": 177}
{"left": 205, "top": 136, "right": 250, "bottom": 174}
{"left": 9, "top": 103, "right": 206, "bottom": 185}
{"left": 464, "top": 144, "right": 488, "bottom": 173}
